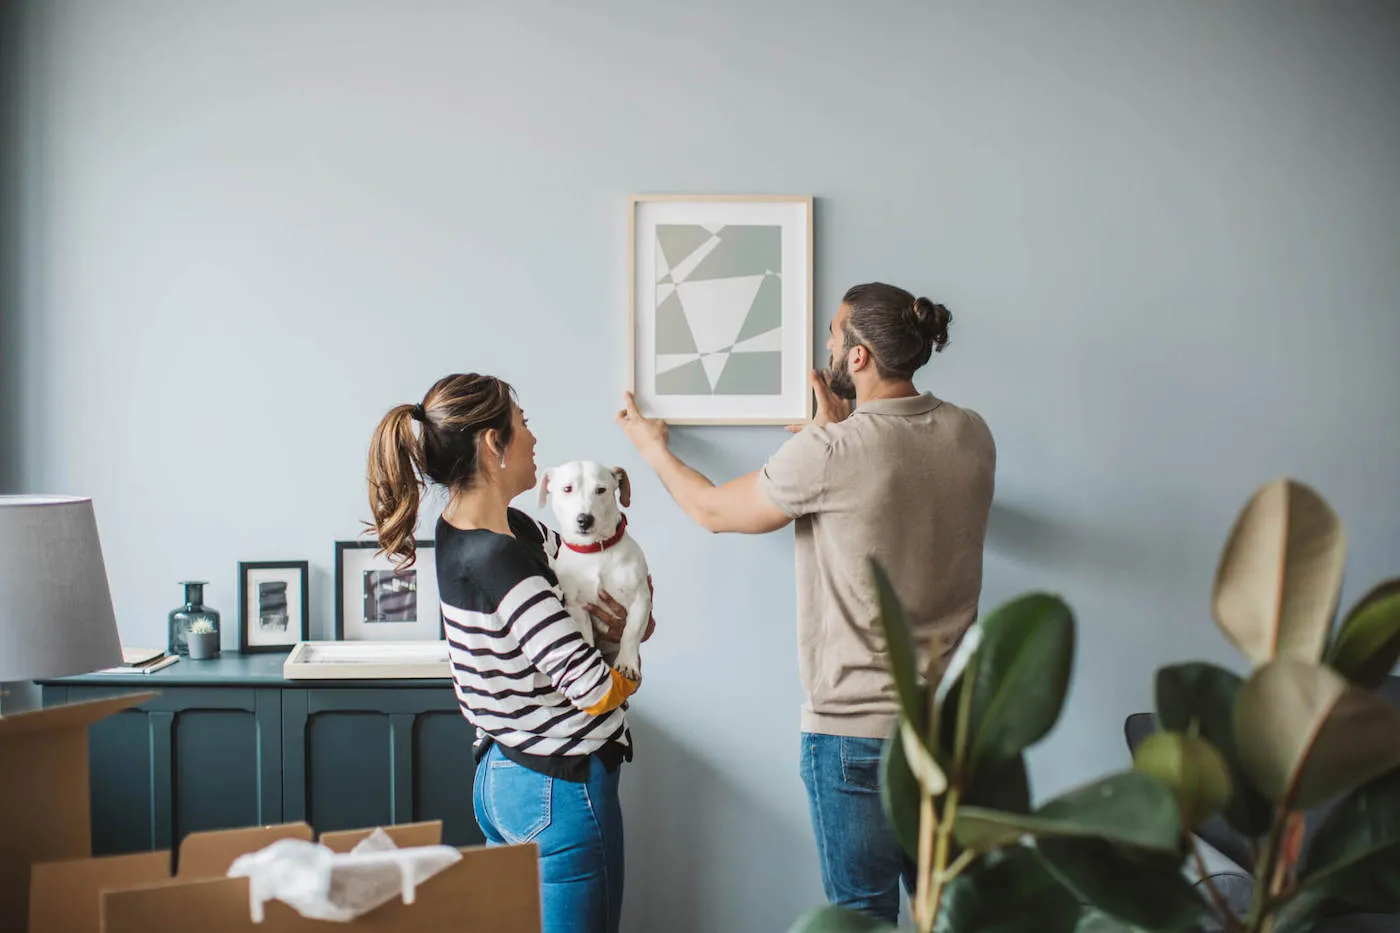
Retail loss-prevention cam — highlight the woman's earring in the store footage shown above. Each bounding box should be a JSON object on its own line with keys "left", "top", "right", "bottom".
{"left": 499, "top": 453, "right": 507, "bottom": 470}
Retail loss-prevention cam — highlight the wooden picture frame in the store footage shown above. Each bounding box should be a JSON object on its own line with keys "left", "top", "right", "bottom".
{"left": 282, "top": 641, "right": 451, "bottom": 680}
{"left": 237, "top": 560, "right": 310, "bottom": 653}
{"left": 628, "top": 194, "right": 814, "bottom": 425}
{"left": 334, "top": 540, "right": 444, "bottom": 642}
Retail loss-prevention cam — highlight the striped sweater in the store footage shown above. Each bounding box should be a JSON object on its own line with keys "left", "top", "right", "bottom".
{"left": 435, "top": 508, "right": 636, "bottom": 777}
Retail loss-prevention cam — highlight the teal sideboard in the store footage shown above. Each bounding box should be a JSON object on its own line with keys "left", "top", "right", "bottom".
{"left": 38, "top": 653, "right": 484, "bottom": 855}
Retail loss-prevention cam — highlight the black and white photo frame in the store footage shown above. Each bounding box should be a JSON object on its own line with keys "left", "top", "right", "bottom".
{"left": 237, "top": 561, "right": 310, "bottom": 653}
{"left": 334, "top": 540, "right": 443, "bottom": 641}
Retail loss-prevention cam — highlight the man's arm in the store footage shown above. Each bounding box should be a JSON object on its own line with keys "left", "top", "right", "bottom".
{"left": 616, "top": 393, "right": 792, "bottom": 535}
{"left": 650, "top": 455, "right": 790, "bottom": 534}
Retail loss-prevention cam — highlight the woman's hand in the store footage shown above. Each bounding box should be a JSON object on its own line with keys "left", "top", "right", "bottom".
{"left": 586, "top": 579, "right": 657, "bottom": 644}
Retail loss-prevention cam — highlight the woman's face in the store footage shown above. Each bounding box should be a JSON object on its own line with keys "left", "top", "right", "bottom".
{"left": 504, "top": 403, "right": 538, "bottom": 497}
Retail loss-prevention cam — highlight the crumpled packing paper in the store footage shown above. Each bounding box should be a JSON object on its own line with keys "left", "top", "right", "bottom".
{"left": 227, "top": 827, "right": 463, "bottom": 922}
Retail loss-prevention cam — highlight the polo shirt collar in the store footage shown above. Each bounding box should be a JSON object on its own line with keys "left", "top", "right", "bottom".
{"left": 855, "top": 392, "right": 942, "bottom": 416}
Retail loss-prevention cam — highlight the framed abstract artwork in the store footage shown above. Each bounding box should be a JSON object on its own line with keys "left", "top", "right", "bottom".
{"left": 237, "top": 560, "right": 310, "bottom": 653}
{"left": 628, "top": 194, "right": 814, "bottom": 425}
{"left": 334, "top": 540, "right": 444, "bottom": 642}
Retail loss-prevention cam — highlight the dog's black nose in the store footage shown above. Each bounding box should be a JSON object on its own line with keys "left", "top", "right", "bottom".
{"left": 575, "top": 514, "right": 595, "bottom": 532}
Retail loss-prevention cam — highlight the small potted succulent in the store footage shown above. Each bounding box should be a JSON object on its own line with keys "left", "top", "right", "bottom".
{"left": 186, "top": 618, "right": 220, "bottom": 660}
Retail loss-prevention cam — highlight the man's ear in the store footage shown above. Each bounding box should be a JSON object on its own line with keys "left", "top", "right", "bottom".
{"left": 613, "top": 467, "right": 631, "bottom": 509}
{"left": 849, "top": 343, "right": 872, "bottom": 374}
{"left": 537, "top": 469, "right": 552, "bottom": 507}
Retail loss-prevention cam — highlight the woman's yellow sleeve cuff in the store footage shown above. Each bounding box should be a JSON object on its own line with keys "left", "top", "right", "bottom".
{"left": 582, "top": 668, "right": 640, "bottom": 715}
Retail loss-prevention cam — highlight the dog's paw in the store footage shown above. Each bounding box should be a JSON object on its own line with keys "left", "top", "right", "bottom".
{"left": 612, "top": 648, "right": 641, "bottom": 682}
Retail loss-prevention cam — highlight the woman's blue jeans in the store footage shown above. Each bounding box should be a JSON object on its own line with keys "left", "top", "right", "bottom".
{"left": 474, "top": 742, "right": 625, "bottom": 933}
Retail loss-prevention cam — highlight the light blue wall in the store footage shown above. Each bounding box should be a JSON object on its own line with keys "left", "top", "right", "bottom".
{"left": 11, "top": 2, "right": 1400, "bottom": 929}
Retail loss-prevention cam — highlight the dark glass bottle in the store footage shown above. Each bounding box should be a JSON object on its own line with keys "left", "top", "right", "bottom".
{"left": 167, "top": 581, "right": 220, "bottom": 657}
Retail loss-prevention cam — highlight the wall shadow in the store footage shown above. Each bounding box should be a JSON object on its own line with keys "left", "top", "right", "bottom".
{"left": 986, "top": 500, "right": 1169, "bottom": 594}
{"left": 620, "top": 712, "right": 827, "bottom": 933}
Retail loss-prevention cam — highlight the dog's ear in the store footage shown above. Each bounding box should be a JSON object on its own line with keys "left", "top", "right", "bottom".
{"left": 537, "top": 469, "right": 552, "bottom": 507}
{"left": 613, "top": 467, "right": 631, "bottom": 509}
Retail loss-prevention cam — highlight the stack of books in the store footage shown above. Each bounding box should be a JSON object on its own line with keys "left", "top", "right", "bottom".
{"left": 98, "top": 646, "right": 180, "bottom": 675}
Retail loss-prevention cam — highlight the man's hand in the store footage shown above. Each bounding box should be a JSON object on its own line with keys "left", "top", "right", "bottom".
{"left": 617, "top": 392, "right": 670, "bottom": 462}
{"left": 786, "top": 369, "right": 852, "bottom": 433}
{"left": 586, "top": 584, "right": 657, "bottom": 644}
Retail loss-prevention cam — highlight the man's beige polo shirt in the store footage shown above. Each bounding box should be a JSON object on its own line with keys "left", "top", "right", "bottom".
{"left": 760, "top": 393, "right": 996, "bottom": 739}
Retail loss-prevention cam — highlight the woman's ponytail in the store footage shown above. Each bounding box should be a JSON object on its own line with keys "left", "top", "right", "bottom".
{"left": 367, "top": 404, "right": 426, "bottom": 567}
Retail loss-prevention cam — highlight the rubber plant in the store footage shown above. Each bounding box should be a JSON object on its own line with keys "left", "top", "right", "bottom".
{"left": 788, "top": 478, "right": 1400, "bottom": 933}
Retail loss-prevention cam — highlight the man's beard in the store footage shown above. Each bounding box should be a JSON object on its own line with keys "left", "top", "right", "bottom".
{"left": 828, "top": 354, "right": 857, "bottom": 400}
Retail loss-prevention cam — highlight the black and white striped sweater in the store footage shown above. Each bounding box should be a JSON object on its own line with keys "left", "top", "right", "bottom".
{"left": 435, "top": 508, "right": 636, "bottom": 779}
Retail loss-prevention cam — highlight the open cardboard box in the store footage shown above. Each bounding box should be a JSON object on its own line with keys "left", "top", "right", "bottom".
{"left": 1, "top": 693, "right": 540, "bottom": 933}
{"left": 30, "top": 819, "right": 540, "bottom": 933}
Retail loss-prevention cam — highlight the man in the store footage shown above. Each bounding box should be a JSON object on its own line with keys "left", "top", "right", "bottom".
{"left": 616, "top": 282, "right": 996, "bottom": 923}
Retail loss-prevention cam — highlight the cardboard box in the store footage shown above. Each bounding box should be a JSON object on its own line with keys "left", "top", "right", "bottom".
{"left": 0, "top": 692, "right": 155, "bottom": 929}
{"left": 4, "top": 694, "right": 540, "bottom": 933}
{"left": 30, "top": 819, "right": 541, "bottom": 933}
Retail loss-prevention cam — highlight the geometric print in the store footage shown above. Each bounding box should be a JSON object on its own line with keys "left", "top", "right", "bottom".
{"left": 654, "top": 224, "right": 783, "bottom": 396}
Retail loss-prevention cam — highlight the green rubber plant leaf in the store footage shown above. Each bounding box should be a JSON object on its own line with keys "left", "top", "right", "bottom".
{"left": 1296, "top": 766, "right": 1400, "bottom": 913}
{"left": 1235, "top": 658, "right": 1400, "bottom": 809}
{"left": 871, "top": 560, "right": 948, "bottom": 796}
{"left": 880, "top": 713, "right": 924, "bottom": 862}
{"left": 1276, "top": 885, "right": 1360, "bottom": 930}
{"left": 934, "top": 844, "right": 1081, "bottom": 933}
{"left": 1325, "top": 578, "right": 1400, "bottom": 690}
{"left": 962, "top": 751, "right": 1032, "bottom": 816}
{"left": 1212, "top": 478, "right": 1346, "bottom": 667}
{"left": 954, "top": 771, "right": 1181, "bottom": 853}
{"left": 1154, "top": 662, "right": 1272, "bottom": 836}
{"left": 929, "top": 614, "right": 983, "bottom": 763}
{"left": 932, "top": 663, "right": 1034, "bottom": 815}
{"left": 1131, "top": 731, "right": 1232, "bottom": 830}
{"left": 1073, "top": 911, "right": 1154, "bottom": 933}
{"left": 871, "top": 559, "right": 925, "bottom": 734}
{"left": 901, "top": 716, "right": 948, "bottom": 796}
{"left": 788, "top": 905, "right": 897, "bottom": 933}
{"left": 881, "top": 681, "right": 996, "bottom": 862}
{"left": 966, "top": 593, "right": 1075, "bottom": 769}
{"left": 1036, "top": 838, "right": 1205, "bottom": 932}
{"left": 1272, "top": 891, "right": 1355, "bottom": 933}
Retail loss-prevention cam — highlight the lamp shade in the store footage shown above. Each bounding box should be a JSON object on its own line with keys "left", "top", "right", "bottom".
{"left": 0, "top": 496, "right": 123, "bottom": 681}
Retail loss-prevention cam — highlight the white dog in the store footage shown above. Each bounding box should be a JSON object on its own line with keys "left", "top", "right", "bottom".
{"left": 537, "top": 461, "right": 651, "bottom": 681}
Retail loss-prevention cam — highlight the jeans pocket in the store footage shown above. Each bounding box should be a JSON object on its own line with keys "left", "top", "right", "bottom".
{"left": 839, "top": 735, "right": 885, "bottom": 792}
{"left": 486, "top": 759, "right": 553, "bottom": 844}
{"left": 473, "top": 755, "right": 490, "bottom": 833}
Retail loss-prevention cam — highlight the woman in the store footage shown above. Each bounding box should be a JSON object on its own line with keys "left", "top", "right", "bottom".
{"left": 366, "top": 373, "right": 650, "bottom": 933}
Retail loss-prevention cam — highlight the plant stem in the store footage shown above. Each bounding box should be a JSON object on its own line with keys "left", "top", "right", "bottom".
{"left": 1191, "top": 837, "right": 1243, "bottom": 933}
{"left": 915, "top": 793, "right": 937, "bottom": 931}
{"left": 1246, "top": 807, "right": 1290, "bottom": 933}
{"left": 943, "top": 847, "right": 976, "bottom": 881}
{"left": 926, "top": 785, "right": 961, "bottom": 930}
{"left": 925, "top": 661, "right": 978, "bottom": 932}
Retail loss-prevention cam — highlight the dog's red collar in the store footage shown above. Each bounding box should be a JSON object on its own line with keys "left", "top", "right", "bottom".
{"left": 562, "top": 516, "right": 629, "bottom": 554}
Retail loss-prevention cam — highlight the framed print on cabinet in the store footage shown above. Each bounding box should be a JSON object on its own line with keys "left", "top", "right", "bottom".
{"left": 628, "top": 194, "right": 813, "bottom": 425}
{"left": 237, "top": 560, "right": 310, "bottom": 652}
{"left": 334, "top": 540, "right": 444, "bottom": 642}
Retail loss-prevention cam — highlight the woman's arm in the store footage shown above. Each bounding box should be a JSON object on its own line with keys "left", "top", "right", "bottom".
{"left": 498, "top": 575, "right": 638, "bottom": 715}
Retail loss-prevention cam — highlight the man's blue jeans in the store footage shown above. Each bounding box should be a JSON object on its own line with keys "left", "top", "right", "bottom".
{"left": 474, "top": 743, "right": 625, "bottom": 933}
{"left": 800, "top": 732, "right": 914, "bottom": 924}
